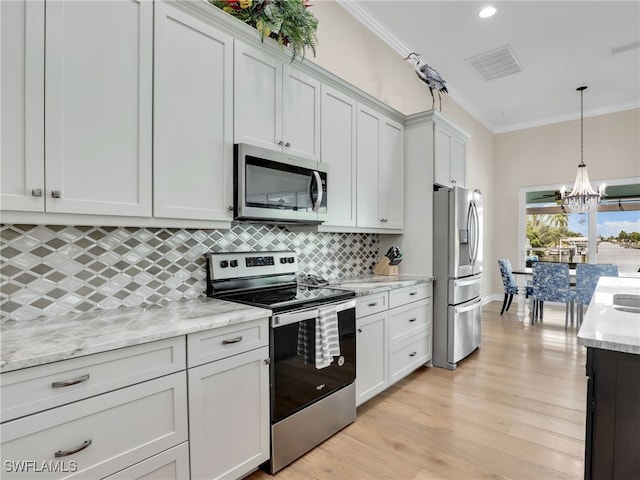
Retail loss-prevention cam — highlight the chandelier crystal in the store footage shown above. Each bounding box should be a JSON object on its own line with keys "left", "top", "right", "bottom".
{"left": 560, "top": 86, "right": 605, "bottom": 213}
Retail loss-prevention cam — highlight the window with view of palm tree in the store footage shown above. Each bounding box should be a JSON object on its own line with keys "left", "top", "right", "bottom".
{"left": 526, "top": 213, "right": 587, "bottom": 264}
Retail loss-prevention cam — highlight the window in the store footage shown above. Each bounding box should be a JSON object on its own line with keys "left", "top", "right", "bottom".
{"left": 520, "top": 180, "right": 640, "bottom": 273}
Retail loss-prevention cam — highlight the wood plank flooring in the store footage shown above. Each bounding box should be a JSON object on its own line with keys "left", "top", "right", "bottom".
{"left": 247, "top": 302, "right": 587, "bottom": 480}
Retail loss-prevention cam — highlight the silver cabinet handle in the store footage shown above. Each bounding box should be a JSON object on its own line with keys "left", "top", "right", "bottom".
{"left": 409, "top": 318, "right": 417, "bottom": 322}
{"left": 367, "top": 302, "right": 378, "bottom": 307}
{"left": 264, "top": 358, "right": 271, "bottom": 365}
{"left": 55, "top": 439, "right": 92, "bottom": 458}
{"left": 409, "top": 352, "right": 417, "bottom": 357}
{"left": 357, "top": 328, "right": 363, "bottom": 333}
{"left": 227, "top": 205, "right": 234, "bottom": 211}
{"left": 379, "top": 218, "right": 388, "bottom": 223}
{"left": 52, "top": 374, "right": 90, "bottom": 389}
{"left": 409, "top": 292, "right": 418, "bottom": 296}
{"left": 222, "top": 336, "right": 242, "bottom": 345}
{"left": 284, "top": 142, "right": 290, "bottom": 148}
{"left": 51, "top": 190, "right": 61, "bottom": 198}
{"left": 278, "top": 140, "right": 284, "bottom": 146}
{"left": 31, "top": 188, "right": 42, "bottom": 197}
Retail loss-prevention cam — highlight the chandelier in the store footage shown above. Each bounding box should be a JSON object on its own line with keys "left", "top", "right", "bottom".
{"left": 560, "top": 86, "right": 605, "bottom": 213}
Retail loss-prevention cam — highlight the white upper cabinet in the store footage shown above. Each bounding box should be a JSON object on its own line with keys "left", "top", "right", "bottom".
{"left": 234, "top": 41, "right": 320, "bottom": 161}
{"left": 356, "top": 103, "right": 404, "bottom": 231}
{"left": 44, "top": 0, "right": 153, "bottom": 216}
{"left": 153, "top": 1, "right": 233, "bottom": 221}
{"left": 432, "top": 111, "right": 469, "bottom": 188}
{"left": 320, "top": 85, "right": 357, "bottom": 228}
{"left": 1, "top": 0, "right": 44, "bottom": 212}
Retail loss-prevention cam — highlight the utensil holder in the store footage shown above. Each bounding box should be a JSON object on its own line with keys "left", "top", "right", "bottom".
{"left": 373, "top": 257, "right": 398, "bottom": 276}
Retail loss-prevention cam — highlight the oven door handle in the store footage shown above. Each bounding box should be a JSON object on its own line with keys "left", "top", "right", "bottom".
{"left": 273, "top": 308, "right": 320, "bottom": 328}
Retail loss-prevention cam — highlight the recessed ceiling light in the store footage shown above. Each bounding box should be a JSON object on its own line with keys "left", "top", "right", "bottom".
{"left": 479, "top": 6, "right": 497, "bottom": 18}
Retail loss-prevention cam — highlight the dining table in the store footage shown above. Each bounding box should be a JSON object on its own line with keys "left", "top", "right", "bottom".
{"left": 512, "top": 266, "right": 640, "bottom": 325}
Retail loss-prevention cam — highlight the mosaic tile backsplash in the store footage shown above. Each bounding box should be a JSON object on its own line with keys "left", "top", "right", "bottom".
{"left": 1, "top": 224, "right": 379, "bottom": 321}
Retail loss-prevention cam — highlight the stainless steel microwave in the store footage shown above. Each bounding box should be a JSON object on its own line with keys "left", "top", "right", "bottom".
{"left": 234, "top": 144, "right": 328, "bottom": 224}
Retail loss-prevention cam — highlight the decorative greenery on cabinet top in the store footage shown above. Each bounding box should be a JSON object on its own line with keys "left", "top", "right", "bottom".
{"left": 210, "top": 0, "right": 318, "bottom": 62}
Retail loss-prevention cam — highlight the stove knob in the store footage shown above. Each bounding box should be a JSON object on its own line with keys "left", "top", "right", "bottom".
{"left": 230, "top": 259, "right": 239, "bottom": 268}
{"left": 220, "top": 260, "right": 229, "bottom": 268}
{"left": 280, "top": 258, "right": 287, "bottom": 264}
{"left": 287, "top": 257, "right": 295, "bottom": 264}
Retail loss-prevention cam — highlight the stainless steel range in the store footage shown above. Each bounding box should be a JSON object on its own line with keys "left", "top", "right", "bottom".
{"left": 206, "top": 251, "right": 356, "bottom": 473}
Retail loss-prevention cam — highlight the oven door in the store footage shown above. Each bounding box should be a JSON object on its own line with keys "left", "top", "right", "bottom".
{"left": 235, "top": 143, "right": 328, "bottom": 224}
{"left": 270, "top": 299, "right": 356, "bottom": 423}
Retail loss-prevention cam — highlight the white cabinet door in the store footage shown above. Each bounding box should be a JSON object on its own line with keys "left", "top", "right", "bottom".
{"left": 282, "top": 65, "right": 321, "bottom": 161}
{"left": 0, "top": 0, "right": 44, "bottom": 212}
{"left": 356, "top": 311, "right": 388, "bottom": 406}
{"left": 379, "top": 117, "right": 404, "bottom": 230}
{"left": 320, "top": 85, "right": 357, "bottom": 227}
{"left": 188, "top": 346, "right": 270, "bottom": 480}
{"left": 153, "top": 2, "right": 233, "bottom": 221}
{"left": 44, "top": 0, "right": 152, "bottom": 216}
{"left": 356, "top": 104, "right": 404, "bottom": 230}
{"left": 234, "top": 41, "right": 282, "bottom": 152}
{"left": 234, "top": 42, "right": 320, "bottom": 161}
{"left": 356, "top": 104, "right": 381, "bottom": 228}
{"left": 434, "top": 120, "right": 467, "bottom": 188}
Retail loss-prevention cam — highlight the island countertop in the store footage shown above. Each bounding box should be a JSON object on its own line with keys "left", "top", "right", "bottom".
{"left": 0, "top": 298, "right": 272, "bottom": 373}
{"left": 577, "top": 276, "right": 640, "bottom": 355}
{"left": 328, "top": 274, "right": 434, "bottom": 296}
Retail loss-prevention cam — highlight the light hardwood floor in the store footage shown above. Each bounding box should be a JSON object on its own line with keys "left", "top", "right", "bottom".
{"left": 247, "top": 302, "right": 587, "bottom": 480}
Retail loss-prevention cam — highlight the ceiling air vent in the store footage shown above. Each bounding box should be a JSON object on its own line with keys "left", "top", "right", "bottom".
{"left": 466, "top": 45, "right": 523, "bottom": 81}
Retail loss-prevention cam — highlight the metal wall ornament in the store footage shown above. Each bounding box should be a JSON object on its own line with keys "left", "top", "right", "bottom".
{"left": 560, "top": 86, "right": 605, "bottom": 213}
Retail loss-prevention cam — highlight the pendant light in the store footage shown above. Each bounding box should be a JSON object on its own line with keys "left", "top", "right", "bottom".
{"left": 560, "top": 86, "right": 605, "bottom": 213}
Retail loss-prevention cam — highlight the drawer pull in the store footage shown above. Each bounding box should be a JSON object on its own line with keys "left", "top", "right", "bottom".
{"left": 55, "top": 439, "right": 92, "bottom": 458}
{"left": 222, "top": 336, "right": 243, "bottom": 345}
{"left": 409, "top": 352, "right": 417, "bottom": 357}
{"left": 367, "top": 302, "right": 378, "bottom": 307}
{"left": 52, "top": 374, "right": 90, "bottom": 389}
{"left": 409, "top": 292, "right": 418, "bottom": 296}
{"left": 409, "top": 318, "right": 417, "bottom": 322}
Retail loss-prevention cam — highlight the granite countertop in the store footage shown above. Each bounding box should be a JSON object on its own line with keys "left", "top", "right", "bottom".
{"left": 329, "top": 274, "right": 433, "bottom": 296}
{"left": 577, "top": 277, "right": 640, "bottom": 355}
{"left": 0, "top": 298, "right": 272, "bottom": 373}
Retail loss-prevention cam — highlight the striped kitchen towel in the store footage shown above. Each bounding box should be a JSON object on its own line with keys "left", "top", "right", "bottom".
{"left": 315, "top": 305, "right": 340, "bottom": 369}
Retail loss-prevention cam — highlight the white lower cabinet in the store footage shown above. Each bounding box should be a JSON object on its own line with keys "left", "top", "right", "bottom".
{"left": 355, "top": 283, "right": 433, "bottom": 407}
{"left": 103, "top": 442, "right": 190, "bottom": 480}
{"left": 0, "top": 372, "right": 188, "bottom": 480}
{"left": 356, "top": 311, "right": 388, "bottom": 406}
{"left": 187, "top": 320, "right": 270, "bottom": 480}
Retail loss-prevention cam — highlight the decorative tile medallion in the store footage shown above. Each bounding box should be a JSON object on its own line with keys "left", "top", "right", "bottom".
{"left": 1, "top": 224, "right": 379, "bottom": 321}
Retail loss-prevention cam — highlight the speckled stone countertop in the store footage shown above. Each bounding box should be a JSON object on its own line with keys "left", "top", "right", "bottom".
{"left": 328, "top": 274, "right": 433, "bottom": 296}
{"left": 0, "top": 298, "right": 271, "bottom": 373}
{"left": 577, "top": 277, "right": 640, "bottom": 355}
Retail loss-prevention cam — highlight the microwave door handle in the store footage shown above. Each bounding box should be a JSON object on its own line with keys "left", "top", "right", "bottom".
{"left": 311, "top": 171, "right": 323, "bottom": 212}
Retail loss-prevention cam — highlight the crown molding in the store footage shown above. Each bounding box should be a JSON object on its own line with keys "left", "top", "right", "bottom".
{"left": 335, "top": 0, "right": 496, "bottom": 133}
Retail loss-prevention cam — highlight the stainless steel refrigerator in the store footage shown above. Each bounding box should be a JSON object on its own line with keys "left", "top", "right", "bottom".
{"left": 433, "top": 186, "right": 483, "bottom": 370}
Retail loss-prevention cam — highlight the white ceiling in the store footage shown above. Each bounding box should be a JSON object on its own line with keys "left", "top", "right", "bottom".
{"left": 339, "top": 1, "right": 640, "bottom": 133}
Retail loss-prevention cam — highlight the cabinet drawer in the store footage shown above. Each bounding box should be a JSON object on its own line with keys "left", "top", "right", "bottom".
{"left": 388, "top": 299, "right": 431, "bottom": 346}
{"left": 356, "top": 292, "right": 388, "bottom": 318}
{"left": 0, "top": 372, "right": 188, "bottom": 480}
{"left": 187, "top": 318, "right": 268, "bottom": 367}
{"left": 389, "top": 333, "right": 430, "bottom": 385}
{"left": 1, "top": 337, "right": 186, "bottom": 422}
{"left": 103, "top": 442, "right": 190, "bottom": 480}
{"left": 389, "top": 284, "right": 431, "bottom": 309}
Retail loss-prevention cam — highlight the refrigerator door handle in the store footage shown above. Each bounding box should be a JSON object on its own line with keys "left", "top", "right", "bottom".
{"left": 454, "top": 296, "right": 482, "bottom": 314}
{"left": 466, "top": 202, "right": 474, "bottom": 264}
{"left": 470, "top": 200, "right": 479, "bottom": 266}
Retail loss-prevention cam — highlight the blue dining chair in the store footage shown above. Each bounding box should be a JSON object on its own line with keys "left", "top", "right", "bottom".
{"left": 575, "top": 263, "right": 618, "bottom": 326}
{"left": 498, "top": 259, "right": 533, "bottom": 315}
{"left": 531, "top": 262, "right": 577, "bottom": 329}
